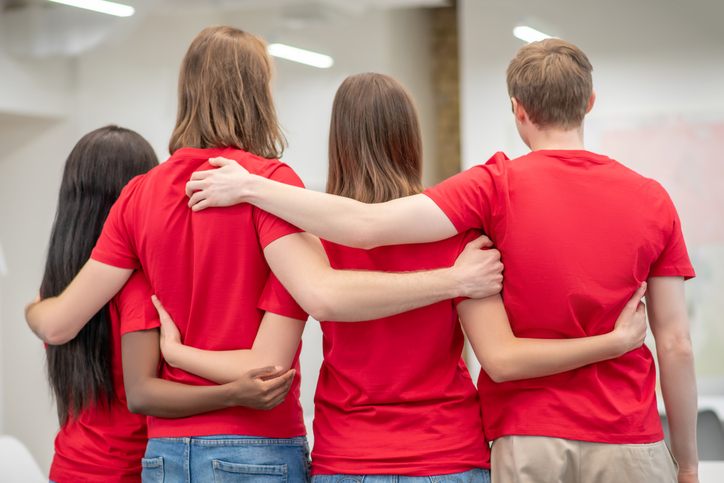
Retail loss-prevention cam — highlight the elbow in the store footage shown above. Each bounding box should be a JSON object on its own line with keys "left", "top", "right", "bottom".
{"left": 125, "top": 389, "right": 149, "bottom": 415}
{"left": 657, "top": 335, "right": 694, "bottom": 361}
{"left": 298, "top": 289, "right": 335, "bottom": 322}
{"left": 481, "top": 358, "right": 516, "bottom": 383}
{"left": 43, "top": 327, "right": 76, "bottom": 346}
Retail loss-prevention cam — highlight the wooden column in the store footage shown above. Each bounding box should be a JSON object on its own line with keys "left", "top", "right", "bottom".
{"left": 430, "top": 0, "right": 461, "bottom": 185}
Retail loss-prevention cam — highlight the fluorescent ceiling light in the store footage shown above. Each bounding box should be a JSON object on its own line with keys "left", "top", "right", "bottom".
{"left": 47, "top": 0, "right": 135, "bottom": 17}
{"left": 267, "top": 43, "right": 334, "bottom": 69}
{"left": 513, "top": 26, "right": 552, "bottom": 43}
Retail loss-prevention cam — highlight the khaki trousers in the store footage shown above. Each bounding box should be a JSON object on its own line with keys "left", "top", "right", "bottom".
{"left": 491, "top": 435, "right": 679, "bottom": 483}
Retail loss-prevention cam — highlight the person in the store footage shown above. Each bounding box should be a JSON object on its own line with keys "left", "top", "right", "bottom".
{"left": 183, "top": 40, "right": 699, "bottom": 483}
{"left": 152, "top": 73, "right": 649, "bottom": 483}
{"left": 31, "top": 126, "right": 288, "bottom": 483}
{"left": 25, "top": 26, "right": 503, "bottom": 483}
{"left": 36, "top": 126, "right": 158, "bottom": 483}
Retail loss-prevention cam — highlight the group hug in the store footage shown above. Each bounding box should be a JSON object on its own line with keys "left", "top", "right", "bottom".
{"left": 24, "top": 24, "right": 698, "bottom": 483}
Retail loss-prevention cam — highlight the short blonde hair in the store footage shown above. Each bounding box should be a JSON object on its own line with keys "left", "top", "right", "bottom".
{"left": 506, "top": 38, "right": 593, "bottom": 129}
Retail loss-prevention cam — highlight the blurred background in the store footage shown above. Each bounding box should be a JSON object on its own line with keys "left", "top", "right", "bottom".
{"left": 0, "top": 0, "right": 722, "bottom": 474}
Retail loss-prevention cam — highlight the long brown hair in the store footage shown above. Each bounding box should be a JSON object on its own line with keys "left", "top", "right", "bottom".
{"left": 326, "top": 73, "right": 423, "bottom": 204}
{"left": 169, "top": 25, "right": 286, "bottom": 158}
{"left": 43, "top": 126, "right": 158, "bottom": 425}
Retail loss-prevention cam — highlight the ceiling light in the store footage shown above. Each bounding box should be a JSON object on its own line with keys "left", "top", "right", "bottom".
{"left": 267, "top": 43, "right": 334, "bottom": 69}
{"left": 47, "top": 0, "right": 135, "bottom": 18}
{"left": 513, "top": 26, "right": 552, "bottom": 43}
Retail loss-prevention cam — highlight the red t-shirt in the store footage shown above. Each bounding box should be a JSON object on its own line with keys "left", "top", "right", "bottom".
{"left": 424, "top": 150, "right": 695, "bottom": 444}
{"left": 312, "top": 231, "right": 489, "bottom": 476}
{"left": 49, "top": 270, "right": 160, "bottom": 483}
{"left": 90, "top": 147, "right": 308, "bottom": 439}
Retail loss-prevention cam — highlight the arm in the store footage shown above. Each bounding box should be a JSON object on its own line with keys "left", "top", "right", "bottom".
{"left": 185, "top": 157, "right": 456, "bottom": 249}
{"left": 26, "top": 259, "right": 133, "bottom": 345}
{"left": 155, "top": 296, "right": 305, "bottom": 384}
{"left": 263, "top": 233, "right": 503, "bottom": 322}
{"left": 121, "top": 328, "right": 295, "bottom": 417}
{"left": 458, "top": 284, "right": 648, "bottom": 383}
{"left": 646, "top": 276, "right": 698, "bottom": 483}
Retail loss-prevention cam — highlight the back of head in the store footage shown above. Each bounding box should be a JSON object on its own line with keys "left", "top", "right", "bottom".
{"left": 43, "top": 125, "right": 158, "bottom": 424}
{"left": 506, "top": 38, "right": 593, "bottom": 129}
{"left": 327, "top": 73, "right": 423, "bottom": 204}
{"left": 169, "top": 25, "right": 286, "bottom": 159}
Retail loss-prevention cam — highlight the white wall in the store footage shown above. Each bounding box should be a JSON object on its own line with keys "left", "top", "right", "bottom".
{"left": 0, "top": 6, "right": 436, "bottom": 473}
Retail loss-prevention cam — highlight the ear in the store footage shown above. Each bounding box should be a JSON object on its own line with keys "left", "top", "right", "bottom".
{"left": 585, "top": 90, "right": 596, "bottom": 114}
{"left": 511, "top": 98, "right": 527, "bottom": 123}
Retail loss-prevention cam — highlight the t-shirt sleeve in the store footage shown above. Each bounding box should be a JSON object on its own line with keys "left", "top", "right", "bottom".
{"left": 90, "top": 177, "right": 141, "bottom": 269}
{"left": 452, "top": 229, "right": 487, "bottom": 307}
{"left": 115, "top": 270, "right": 161, "bottom": 335}
{"left": 423, "top": 152, "right": 509, "bottom": 235}
{"left": 253, "top": 163, "right": 306, "bottom": 249}
{"left": 258, "top": 272, "right": 309, "bottom": 321}
{"left": 648, "top": 186, "right": 696, "bottom": 280}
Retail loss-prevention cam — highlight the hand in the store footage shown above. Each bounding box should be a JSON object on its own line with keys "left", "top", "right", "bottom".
{"left": 227, "top": 366, "right": 295, "bottom": 410}
{"left": 186, "top": 157, "right": 251, "bottom": 211}
{"left": 452, "top": 235, "right": 503, "bottom": 299}
{"left": 151, "top": 295, "right": 183, "bottom": 366}
{"left": 612, "top": 283, "right": 648, "bottom": 355}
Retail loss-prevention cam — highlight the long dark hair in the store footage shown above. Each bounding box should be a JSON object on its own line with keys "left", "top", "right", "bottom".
{"left": 42, "top": 126, "right": 158, "bottom": 424}
{"left": 326, "top": 73, "right": 423, "bottom": 203}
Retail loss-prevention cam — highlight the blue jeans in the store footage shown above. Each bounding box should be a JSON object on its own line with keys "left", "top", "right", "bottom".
{"left": 311, "top": 468, "right": 490, "bottom": 483}
{"left": 142, "top": 434, "right": 310, "bottom": 483}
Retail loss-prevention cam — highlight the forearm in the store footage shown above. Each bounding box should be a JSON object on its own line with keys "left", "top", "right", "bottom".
{"left": 459, "top": 295, "right": 634, "bottom": 383}
{"left": 658, "top": 339, "right": 698, "bottom": 476}
{"left": 266, "top": 233, "right": 500, "bottom": 322}
{"left": 484, "top": 333, "right": 624, "bottom": 382}
{"left": 127, "top": 377, "right": 235, "bottom": 418}
{"left": 164, "top": 345, "right": 258, "bottom": 385}
{"left": 26, "top": 260, "right": 133, "bottom": 345}
{"left": 246, "top": 176, "right": 455, "bottom": 248}
{"left": 317, "top": 267, "right": 467, "bottom": 322}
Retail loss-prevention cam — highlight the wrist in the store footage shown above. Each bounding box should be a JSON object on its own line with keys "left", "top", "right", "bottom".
{"left": 161, "top": 342, "right": 181, "bottom": 368}
{"left": 438, "top": 267, "right": 462, "bottom": 300}
{"left": 604, "top": 330, "right": 627, "bottom": 358}
{"left": 243, "top": 174, "right": 264, "bottom": 204}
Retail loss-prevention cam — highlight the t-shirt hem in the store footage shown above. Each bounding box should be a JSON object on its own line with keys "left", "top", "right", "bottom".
{"left": 258, "top": 228, "right": 304, "bottom": 250}
{"left": 119, "top": 321, "right": 161, "bottom": 336}
{"left": 487, "top": 425, "right": 664, "bottom": 444}
{"left": 49, "top": 466, "right": 141, "bottom": 483}
{"left": 147, "top": 425, "right": 307, "bottom": 440}
{"left": 649, "top": 266, "right": 696, "bottom": 281}
{"left": 422, "top": 191, "right": 467, "bottom": 234}
{"left": 90, "top": 251, "right": 140, "bottom": 270}
{"left": 258, "top": 300, "right": 308, "bottom": 321}
{"left": 311, "top": 461, "right": 491, "bottom": 476}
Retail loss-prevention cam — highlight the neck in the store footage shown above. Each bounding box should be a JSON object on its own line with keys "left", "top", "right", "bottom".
{"left": 526, "top": 123, "right": 585, "bottom": 151}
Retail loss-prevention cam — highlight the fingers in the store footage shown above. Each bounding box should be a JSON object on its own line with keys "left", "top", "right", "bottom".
{"left": 248, "top": 365, "right": 284, "bottom": 379}
{"left": 187, "top": 190, "right": 206, "bottom": 208}
{"left": 191, "top": 200, "right": 211, "bottom": 212}
{"left": 626, "top": 282, "right": 647, "bottom": 309}
{"left": 151, "top": 295, "right": 171, "bottom": 320}
{"left": 189, "top": 170, "right": 213, "bottom": 182}
{"left": 467, "top": 235, "right": 493, "bottom": 250}
{"left": 209, "top": 156, "right": 233, "bottom": 167}
{"left": 186, "top": 179, "right": 206, "bottom": 199}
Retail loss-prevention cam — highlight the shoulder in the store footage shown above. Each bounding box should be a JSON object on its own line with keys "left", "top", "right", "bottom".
{"left": 227, "top": 149, "right": 305, "bottom": 188}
